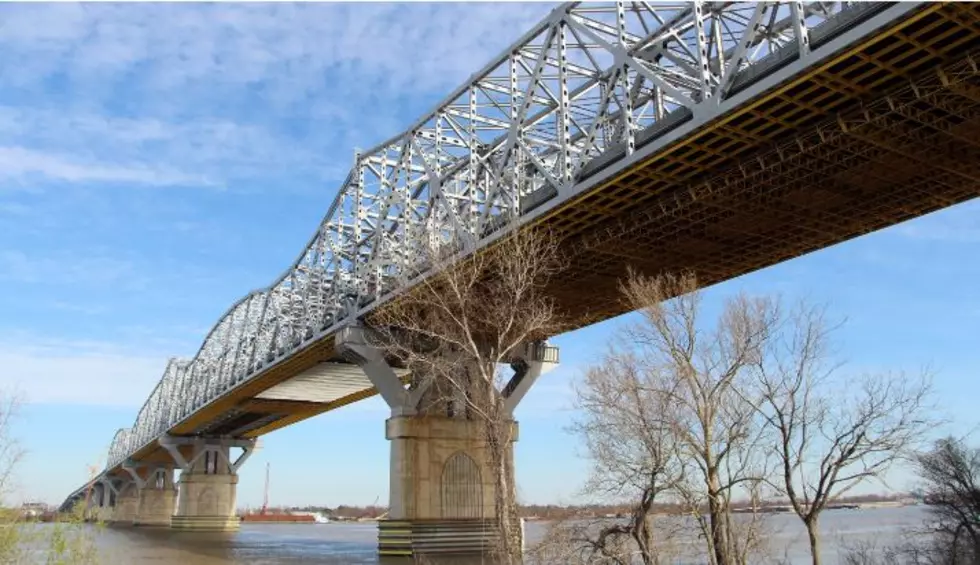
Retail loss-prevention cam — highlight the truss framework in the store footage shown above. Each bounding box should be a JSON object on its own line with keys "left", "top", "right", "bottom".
{"left": 97, "top": 1, "right": 906, "bottom": 474}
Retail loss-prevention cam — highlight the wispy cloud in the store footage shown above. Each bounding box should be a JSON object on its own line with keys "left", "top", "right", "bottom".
{"left": 893, "top": 200, "right": 980, "bottom": 243}
{"left": 0, "top": 3, "right": 552, "bottom": 191}
{"left": 0, "top": 109, "right": 352, "bottom": 191}
{"left": 0, "top": 336, "right": 165, "bottom": 408}
{"left": 0, "top": 250, "right": 140, "bottom": 287}
{"left": 897, "top": 223, "right": 980, "bottom": 244}
{"left": 46, "top": 300, "right": 105, "bottom": 316}
{"left": 0, "top": 202, "right": 30, "bottom": 215}
{"left": 0, "top": 3, "right": 552, "bottom": 100}
{"left": 0, "top": 2, "right": 558, "bottom": 417}
{"left": 0, "top": 146, "right": 214, "bottom": 188}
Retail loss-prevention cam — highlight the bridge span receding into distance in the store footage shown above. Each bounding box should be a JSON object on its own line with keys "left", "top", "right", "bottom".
{"left": 62, "top": 0, "right": 980, "bottom": 557}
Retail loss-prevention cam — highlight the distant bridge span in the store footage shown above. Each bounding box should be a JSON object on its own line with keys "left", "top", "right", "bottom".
{"left": 63, "top": 0, "right": 980, "bottom": 541}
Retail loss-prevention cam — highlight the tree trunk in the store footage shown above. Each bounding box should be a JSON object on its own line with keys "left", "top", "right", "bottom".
{"left": 485, "top": 391, "right": 520, "bottom": 564}
{"left": 805, "top": 516, "right": 821, "bottom": 565}
{"left": 494, "top": 460, "right": 516, "bottom": 564}
{"left": 707, "top": 469, "right": 729, "bottom": 565}
{"left": 632, "top": 511, "right": 655, "bottom": 565}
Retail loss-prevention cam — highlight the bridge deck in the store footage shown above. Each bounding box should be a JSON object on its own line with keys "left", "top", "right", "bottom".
{"left": 546, "top": 2, "right": 980, "bottom": 324}
{"left": 74, "top": 2, "right": 980, "bottom": 500}
{"left": 133, "top": 1, "right": 980, "bottom": 468}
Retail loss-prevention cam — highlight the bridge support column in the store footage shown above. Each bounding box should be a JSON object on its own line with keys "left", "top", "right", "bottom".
{"left": 380, "top": 415, "right": 518, "bottom": 557}
{"left": 95, "top": 480, "right": 116, "bottom": 523}
{"left": 111, "top": 481, "right": 139, "bottom": 525}
{"left": 337, "top": 325, "right": 558, "bottom": 558}
{"left": 125, "top": 463, "right": 176, "bottom": 527}
{"left": 161, "top": 436, "right": 255, "bottom": 532}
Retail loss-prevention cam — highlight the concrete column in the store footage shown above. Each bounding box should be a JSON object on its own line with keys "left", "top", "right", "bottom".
{"left": 96, "top": 506, "right": 115, "bottom": 523}
{"left": 134, "top": 468, "right": 176, "bottom": 527}
{"left": 172, "top": 444, "right": 240, "bottom": 532}
{"left": 111, "top": 482, "right": 140, "bottom": 525}
{"left": 378, "top": 415, "right": 519, "bottom": 557}
{"left": 337, "top": 326, "right": 555, "bottom": 558}
{"left": 95, "top": 484, "right": 115, "bottom": 523}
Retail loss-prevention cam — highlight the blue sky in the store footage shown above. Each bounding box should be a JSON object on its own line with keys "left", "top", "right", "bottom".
{"left": 1, "top": 3, "right": 978, "bottom": 509}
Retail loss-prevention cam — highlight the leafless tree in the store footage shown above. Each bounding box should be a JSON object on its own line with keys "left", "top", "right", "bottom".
{"left": 750, "top": 302, "right": 934, "bottom": 565}
{"left": 0, "top": 391, "right": 23, "bottom": 503}
{"left": 564, "top": 347, "right": 687, "bottom": 565}
{"left": 370, "top": 228, "right": 566, "bottom": 564}
{"left": 0, "top": 390, "right": 24, "bottom": 563}
{"left": 529, "top": 516, "right": 638, "bottom": 565}
{"left": 564, "top": 272, "right": 777, "bottom": 565}
{"left": 915, "top": 436, "right": 980, "bottom": 564}
{"left": 624, "top": 272, "right": 779, "bottom": 565}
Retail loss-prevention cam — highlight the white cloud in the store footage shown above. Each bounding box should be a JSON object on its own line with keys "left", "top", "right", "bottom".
{"left": 893, "top": 200, "right": 980, "bottom": 243}
{"left": 0, "top": 109, "right": 347, "bottom": 189}
{"left": 0, "top": 249, "right": 140, "bottom": 287}
{"left": 0, "top": 338, "right": 164, "bottom": 408}
{"left": 0, "top": 2, "right": 559, "bottom": 414}
{"left": 0, "top": 202, "right": 30, "bottom": 215}
{"left": 897, "top": 223, "right": 980, "bottom": 244}
{"left": 0, "top": 3, "right": 552, "bottom": 97}
{"left": 46, "top": 300, "right": 105, "bottom": 316}
{"left": 0, "top": 3, "right": 552, "bottom": 190}
{"left": 0, "top": 146, "right": 214, "bottom": 187}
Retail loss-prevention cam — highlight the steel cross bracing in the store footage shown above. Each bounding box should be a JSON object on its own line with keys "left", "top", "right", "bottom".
{"left": 99, "top": 1, "right": 894, "bottom": 473}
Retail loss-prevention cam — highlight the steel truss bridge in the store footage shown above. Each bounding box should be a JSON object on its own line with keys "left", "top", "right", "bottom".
{"left": 63, "top": 1, "right": 980, "bottom": 509}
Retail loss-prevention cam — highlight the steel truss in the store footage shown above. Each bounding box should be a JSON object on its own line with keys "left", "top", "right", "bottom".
{"left": 99, "top": 2, "right": 900, "bottom": 474}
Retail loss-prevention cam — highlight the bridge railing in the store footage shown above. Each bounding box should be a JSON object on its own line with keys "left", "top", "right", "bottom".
{"left": 98, "top": 0, "right": 885, "bottom": 474}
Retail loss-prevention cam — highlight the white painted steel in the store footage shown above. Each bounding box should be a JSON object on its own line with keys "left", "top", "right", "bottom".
{"left": 63, "top": 2, "right": 921, "bottom": 512}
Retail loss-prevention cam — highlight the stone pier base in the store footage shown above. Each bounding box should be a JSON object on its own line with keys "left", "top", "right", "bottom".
{"left": 111, "top": 490, "right": 139, "bottom": 525}
{"left": 379, "top": 519, "right": 502, "bottom": 556}
{"left": 94, "top": 506, "right": 114, "bottom": 523}
{"left": 172, "top": 473, "right": 239, "bottom": 532}
{"left": 134, "top": 488, "right": 175, "bottom": 527}
{"left": 380, "top": 416, "right": 517, "bottom": 558}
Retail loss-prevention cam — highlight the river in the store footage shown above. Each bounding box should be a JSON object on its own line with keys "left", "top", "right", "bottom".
{"left": 29, "top": 506, "right": 931, "bottom": 564}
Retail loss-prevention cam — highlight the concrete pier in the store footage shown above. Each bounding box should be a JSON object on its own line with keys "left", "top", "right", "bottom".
{"left": 172, "top": 444, "right": 241, "bottom": 532}
{"left": 134, "top": 468, "right": 176, "bottom": 527}
{"left": 112, "top": 483, "right": 139, "bottom": 525}
{"left": 378, "top": 416, "right": 518, "bottom": 557}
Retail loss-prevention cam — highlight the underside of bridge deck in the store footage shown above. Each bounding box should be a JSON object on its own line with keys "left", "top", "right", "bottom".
{"left": 111, "top": 3, "right": 980, "bottom": 470}
{"left": 125, "top": 343, "right": 376, "bottom": 463}
{"left": 543, "top": 2, "right": 980, "bottom": 326}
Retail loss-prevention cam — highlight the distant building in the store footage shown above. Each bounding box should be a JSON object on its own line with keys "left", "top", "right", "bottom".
{"left": 20, "top": 502, "right": 49, "bottom": 518}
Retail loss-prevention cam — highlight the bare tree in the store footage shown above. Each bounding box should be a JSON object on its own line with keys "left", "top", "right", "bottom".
{"left": 370, "top": 228, "right": 565, "bottom": 564}
{"left": 625, "top": 272, "right": 779, "bottom": 565}
{"left": 0, "top": 390, "right": 24, "bottom": 564}
{"left": 811, "top": 437, "right": 980, "bottom": 565}
{"left": 566, "top": 272, "right": 777, "bottom": 565}
{"left": 0, "top": 391, "right": 23, "bottom": 503}
{"left": 529, "top": 516, "right": 639, "bottom": 565}
{"left": 565, "top": 347, "right": 687, "bottom": 565}
{"left": 916, "top": 436, "right": 980, "bottom": 564}
{"left": 751, "top": 302, "right": 934, "bottom": 565}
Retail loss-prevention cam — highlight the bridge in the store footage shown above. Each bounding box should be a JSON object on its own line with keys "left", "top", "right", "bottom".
{"left": 61, "top": 0, "right": 980, "bottom": 557}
